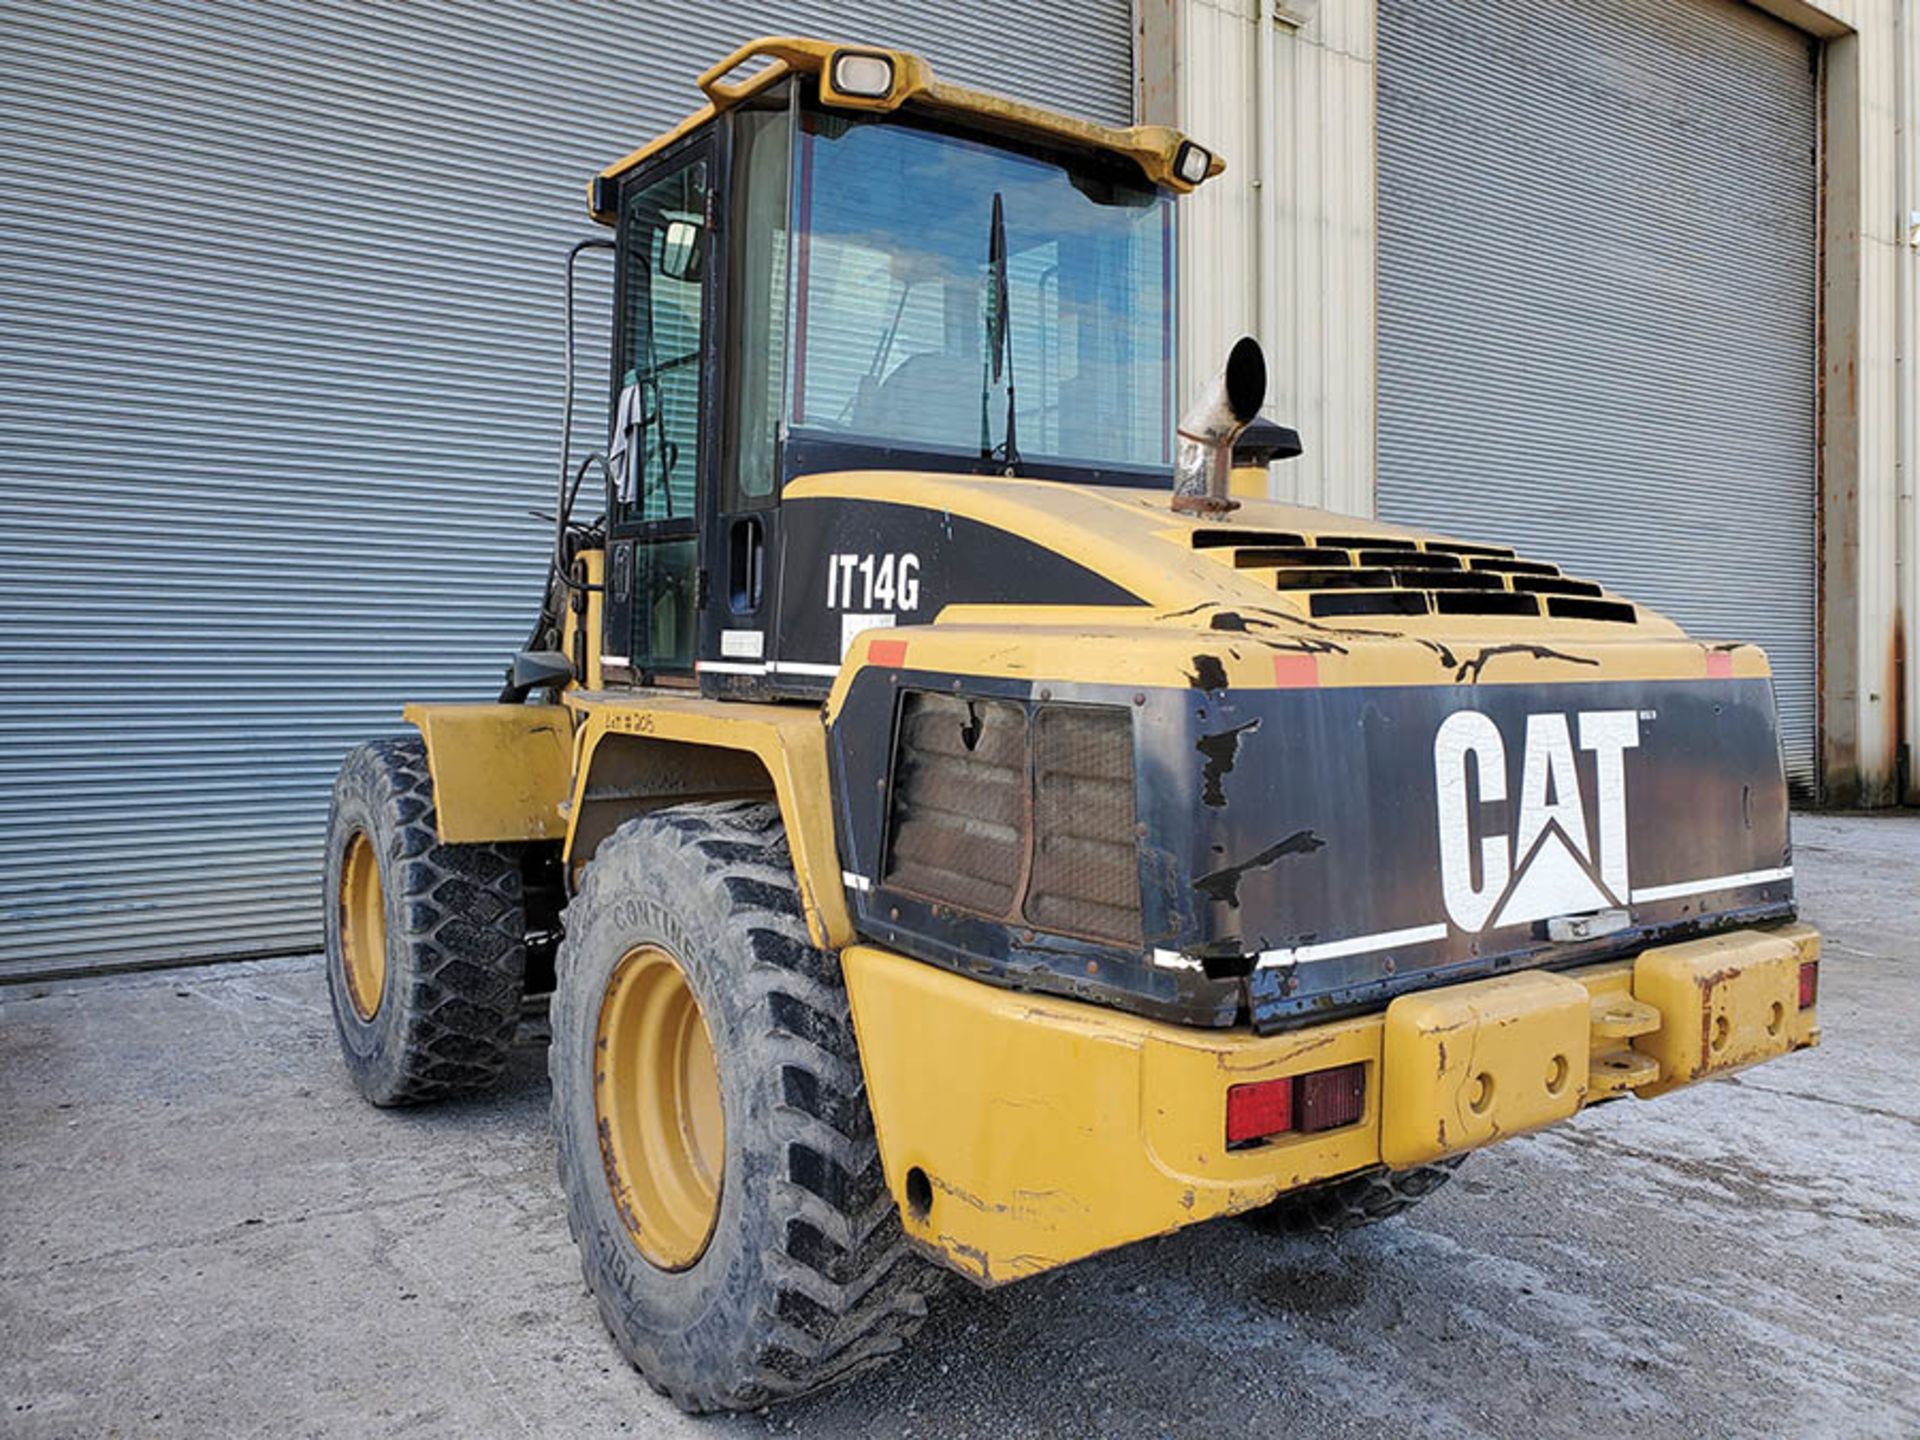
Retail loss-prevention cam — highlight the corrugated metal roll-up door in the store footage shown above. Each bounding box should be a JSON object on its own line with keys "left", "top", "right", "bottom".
{"left": 0, "top": 0, "right": 1134, "bottom": 978}
{"left": 1375, "top": 0, "right": 1819, "bottom": 794}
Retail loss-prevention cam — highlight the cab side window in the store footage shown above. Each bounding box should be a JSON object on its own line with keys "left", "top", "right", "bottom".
{"left": 613, "top": 159, "right": 709, "bottom": 526}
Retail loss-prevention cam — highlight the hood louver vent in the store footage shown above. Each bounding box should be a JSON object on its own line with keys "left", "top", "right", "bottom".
{"left": 1192, "top": 529, "right": 1637, "bottom": 624}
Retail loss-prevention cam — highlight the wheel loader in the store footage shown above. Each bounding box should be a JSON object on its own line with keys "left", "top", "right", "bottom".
{"left": 325, "top": 36, "right": 1822, "bottom": 1413}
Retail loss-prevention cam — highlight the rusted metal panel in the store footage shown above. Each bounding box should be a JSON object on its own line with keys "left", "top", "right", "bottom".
{"left": 885, "top": 693, "right": 1030, "bottom": 917}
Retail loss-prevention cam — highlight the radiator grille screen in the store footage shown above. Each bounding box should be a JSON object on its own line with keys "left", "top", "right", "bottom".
{"left": 883, "top": 693, "right": 1028, "bottom": 916}
{"left": 1028, "top": 705, "right": 1141, "bottom": 945}
{"left": 881, "top": 694, "right": 1140, "bottom": 946}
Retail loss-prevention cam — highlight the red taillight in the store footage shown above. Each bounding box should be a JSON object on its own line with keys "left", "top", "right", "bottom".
{"left": 1799, "top": 960, "right": 1818, "bottom": 1010}
{"left": 1298, "top": 1062, "right": 1367, "bottom": 1133}
{"left": 1226, "top": 1077, "right": 1294, "bottom": 1145}
{"left": 1226, "top": 1062, "right": 1368, "bottom": 1146}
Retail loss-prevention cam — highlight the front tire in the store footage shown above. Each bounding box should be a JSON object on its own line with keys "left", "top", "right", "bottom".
{"left": 324, "top": 738, "right": 529, "bottom": 1106}
{"left": 549, "top": 801, "right": 938, "bottom": 1413}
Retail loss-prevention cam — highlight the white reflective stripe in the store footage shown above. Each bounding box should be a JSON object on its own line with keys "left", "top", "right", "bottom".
{"left": 1630, "top": 867, "right": 1793, "bottom": 904}
{"left": 600, "top": 654, "right": 632, "bottom": 667}
{"left": 1150, "top": 948, "right": 1204, "bottom": 971}
{"left": 842, "top": 871, "right": 872, "bottom": 893}
{"left": 1255, "top": 923, "right": 1449, "bottom": 970}
{"left": 675, "top": 658, "right": 841, "bottom": 677}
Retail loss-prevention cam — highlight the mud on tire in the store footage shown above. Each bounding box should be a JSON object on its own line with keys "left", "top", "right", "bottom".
{"left": 549, "top": 801, "right": 941, "bottom": 1414}
{"left": 1243, "top": 1158, "right": 1464, "bottom": 1236}
{"left": 324, "top": 737, "right": 529, "bottom": 1106}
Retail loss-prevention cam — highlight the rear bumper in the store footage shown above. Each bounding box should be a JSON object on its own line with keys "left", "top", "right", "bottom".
{"left": 843, "top": 922, "right": 1821, "bottom": 1285}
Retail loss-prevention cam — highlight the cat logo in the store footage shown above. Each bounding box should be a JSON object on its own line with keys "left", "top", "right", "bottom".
{"left": 1433, "top": 709, "right": 1642, "bottom": 933}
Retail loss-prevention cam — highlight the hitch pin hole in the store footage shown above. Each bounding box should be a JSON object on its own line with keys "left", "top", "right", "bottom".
{"left": 905, "top": 1166, "right": 934, "bottom": 1221}
{"left": 1544, "top": 1053, "right": 1569, "bottom": 1095}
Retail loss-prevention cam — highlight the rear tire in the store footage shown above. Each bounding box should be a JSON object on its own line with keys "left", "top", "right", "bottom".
{"left": 324, "top": 737, "right": 529, "bottom": 1106}
{"left": 549, "top": 801, "right": 939, "bottom": 1413}
{"left": 1242, "top": 1159, "right": 1463, "bottom": 1236}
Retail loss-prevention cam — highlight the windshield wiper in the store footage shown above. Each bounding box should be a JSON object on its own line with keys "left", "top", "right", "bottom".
{"left": 979, "top": 190, "right": 1020, "bottom": 472}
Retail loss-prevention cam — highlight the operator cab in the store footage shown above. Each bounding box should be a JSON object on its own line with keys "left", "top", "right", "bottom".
{"left": 570, "top": 38, "right": 1221, "bottom": 697}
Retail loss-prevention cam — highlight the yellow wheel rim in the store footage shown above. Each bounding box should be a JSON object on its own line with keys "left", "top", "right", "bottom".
{"left": 594, "top": 945, "right": 725, "bottom": 1270}
{"left": 339, "top": 830, "right": 387, "bottom": 1021}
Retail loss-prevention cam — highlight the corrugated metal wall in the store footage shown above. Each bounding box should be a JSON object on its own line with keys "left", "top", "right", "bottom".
{"left": 1173, "top": 0, "right": 1381, "bottom": 521}
{"left": 0, "top": 0, "right": 1134, "bottom": 978}
{"left": 1375, "top": 0, "right": 1819, "bottom": 792}
{"left": 1260, "top": 0, "right": 1378, "bottom": 520}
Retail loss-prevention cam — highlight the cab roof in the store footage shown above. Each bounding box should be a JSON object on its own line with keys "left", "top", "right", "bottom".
{"left": 588, "top": 35, "right": 1226, "bottom": 224}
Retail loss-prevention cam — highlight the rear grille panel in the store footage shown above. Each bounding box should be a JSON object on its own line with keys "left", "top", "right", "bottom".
{"left": 1029, "top": 705, "right": 1142, "bottom": 946}
{"left": 881, "top": 693, "right": 1142, "bottom": 947}
{"left": 1194, "top": 526, "right": 1637, "bottom": 624}
{"left": 884, "top": 693, "right": 1028, "bottom": 916}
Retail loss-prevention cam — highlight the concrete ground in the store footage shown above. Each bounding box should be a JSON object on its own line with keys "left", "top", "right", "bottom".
{"left": 2, "top": 813, "right": 1915, "bottom": 1439}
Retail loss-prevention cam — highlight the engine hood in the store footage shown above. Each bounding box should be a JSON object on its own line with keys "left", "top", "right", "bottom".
{"left": 779, "top": 470, "right": 1688, "bottom": 659}
{"left": 799, "top": 471, "right": 1795, "bottom": 1031}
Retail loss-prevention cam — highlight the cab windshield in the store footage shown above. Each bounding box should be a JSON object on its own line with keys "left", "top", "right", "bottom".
{"left": 787, "top": 109, "right": 1174, "bottom": 473}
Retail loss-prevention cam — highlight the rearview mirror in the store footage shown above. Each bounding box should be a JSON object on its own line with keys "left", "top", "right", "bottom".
{"left": 656, "top": 218, "right": 705, "bottom": 283}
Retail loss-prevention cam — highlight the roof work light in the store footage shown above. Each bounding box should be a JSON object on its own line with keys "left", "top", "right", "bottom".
{"left": 1174, "top": 140, "right": 1213, "bottom": 185}
{"left": 831, "top": 51, "right": 895, "bottom": 99}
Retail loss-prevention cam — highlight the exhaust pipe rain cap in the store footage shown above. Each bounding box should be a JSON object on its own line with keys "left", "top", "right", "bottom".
{"left": 1173, "top": 335, "right": 1266, "bottom": 515}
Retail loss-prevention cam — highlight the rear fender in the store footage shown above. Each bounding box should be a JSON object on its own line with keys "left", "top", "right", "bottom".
{"left": 563, "top": 695, "right": 853, "bottom": 950}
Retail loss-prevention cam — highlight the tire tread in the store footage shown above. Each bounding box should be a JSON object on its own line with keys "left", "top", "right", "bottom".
{"left": 550, "top": 801, "right": 940, "bottom": 1413}
{"left": 328, "top": 737, "right": 527, "bottom": 1105}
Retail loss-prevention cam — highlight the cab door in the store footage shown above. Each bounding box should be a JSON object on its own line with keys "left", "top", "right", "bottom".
{"left": 604, "top": 145, "right": 712, "bottom": 684}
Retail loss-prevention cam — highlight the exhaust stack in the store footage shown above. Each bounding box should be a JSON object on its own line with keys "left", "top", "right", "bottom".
{"left": 1173, "top": 336, "right": 1267, "bottom": 515}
